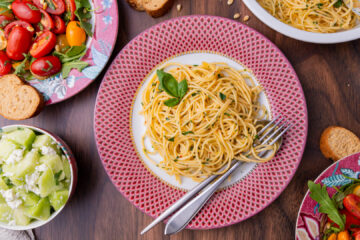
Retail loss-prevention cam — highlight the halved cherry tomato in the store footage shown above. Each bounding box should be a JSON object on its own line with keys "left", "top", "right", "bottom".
{"left": 30, "top": 55, "right": 61, "bottom": 77}
{"left": 56, "top": 34, "right": 69, "bottom": 52}
{"left": 32, "top": 0, "right": 65, "bottom": 15}
{"left": 338, "top": 230, "right": 351, "bottom": 240}
{"left": 11, "top": 0, "right": 41, "bottom": 24}
{"left": 328, "top": 233, "right": 337, "bottom": 240}
{"left": 64, "top": 0, "right": 76, "bottom": 21}
{"left": 38, "top": 9, "right": 54, "bottom": 31}
{"left": 353, "top": 231, "right": 360, "bottom": 240}
{"left": 0, "top": 7, "right": 14, "bottom": 19}
{"left": 53, "top": 15, "right": 65, "bottom": 34}
{"left": 29, "top": 31, "right": 56, "bottom": 58}
{"left": 66, "top": 21, "right": 86, "bottom": 46}
{"left": 339, "top": 209, "right": 360, "bottom": 230}
{"left": 0, "top": 16, "right": 13, "bottom": 28}
{"left": 0, "top": 51, "right": 12, "bottom": 75}
{"left": 4, "top": 20, "right": 34, "bottom": 38}
{"left": 344, "top": 194, "right": 360, "bottom": 219}
{"left": 6, "top": 26, "right": 32, "bottom": 60}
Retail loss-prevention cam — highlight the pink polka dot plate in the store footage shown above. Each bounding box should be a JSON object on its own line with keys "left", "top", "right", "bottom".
{"left": 29, "top": 0, "right": 118, "bottom": 105}
{"left": 296, "top": 153, "right": 360, "bottom": 240}
{"left": 94, "top": 15, "right": 308, "bottom": 229}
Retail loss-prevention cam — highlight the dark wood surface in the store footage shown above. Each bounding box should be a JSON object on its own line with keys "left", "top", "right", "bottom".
{"left": 1, "top": 0, "right": 359, "bottom": 239}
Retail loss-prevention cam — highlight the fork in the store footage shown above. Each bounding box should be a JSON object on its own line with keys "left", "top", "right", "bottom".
{"left": 140, "top": 116, "right": 291, "bottom": 235}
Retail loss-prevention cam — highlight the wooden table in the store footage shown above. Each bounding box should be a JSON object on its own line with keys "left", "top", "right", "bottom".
{"left": 1, "top": 0, "right": 359, "bottom": 239}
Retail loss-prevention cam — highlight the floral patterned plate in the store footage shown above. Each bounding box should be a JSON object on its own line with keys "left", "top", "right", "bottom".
{"left": 296, "top": 152, "right": 360, "bottom": 240}
{"left": 94, "top": 15, "right": 308, "bottom": 230}
{"left": 29, "top": 0, "right": 118, "bottom": 105}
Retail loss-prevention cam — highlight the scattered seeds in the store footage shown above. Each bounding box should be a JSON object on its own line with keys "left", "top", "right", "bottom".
{"left": 243, "top": 15, "right": 250, "bottom": 22}
{"left": 233, "top": 13, "right": 240, "bottom": 19}
{"left": 227, "top": 0, "right": 234, "bottom": 5}
{"left": 177, "top": 4, "right": 182, "bottom": 11}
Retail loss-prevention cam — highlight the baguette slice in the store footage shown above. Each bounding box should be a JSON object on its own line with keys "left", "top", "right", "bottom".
{"left": 143, "top": 0, "right": 174, "bottom": 17}
{"left": 320, "top": 126, "right": 360, "bottom": 161}
{"left": 126, "top": 0, "right": 144, "bottom": 11}
{"left": 0, "top": 74, "right": 44, "bottom": 120}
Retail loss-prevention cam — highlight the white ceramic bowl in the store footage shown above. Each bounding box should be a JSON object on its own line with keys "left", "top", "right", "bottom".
{"left": 243, "top": 0, "right": 360, "bottom": 44}
{"left": 0, "top": 125, "right": 77, "bottom": 230}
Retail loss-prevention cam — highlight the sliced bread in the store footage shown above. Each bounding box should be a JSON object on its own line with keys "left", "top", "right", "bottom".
{"left": 126, "top": 0, "right": 144, "bottom": 11}
{"left": 0, "top": 74, "right": 44, "bottom": 120}
{"left": 143, "top": 0, "right": 174, "bottom": 17}
{"left": 320, "top": 126, "right": 360, "bottom": 161}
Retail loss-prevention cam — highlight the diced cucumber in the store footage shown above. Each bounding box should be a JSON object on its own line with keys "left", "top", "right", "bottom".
{"left": 25, "top": 198, "right": 50, "bottom": 221}
{"left": 14, "top": 208, "right": 30, "bottom": 225}
{"left": 0, "top": 203, "right": 12, "bottom": 223}
{"left": 40, "top": 155, "right": 64, "bottom": 179}
{"left": 3, "top": 150, "right": 40, "bottom": 182}
{"left": 38, "top": 168, "right": 56, "bottom": 198}
{"left": 33, "top": 135, "right": 54, "bottom": 149}
{"left": 0, "top": 194, "right": 5, "bottom": 204}
{"left": 49, "top": 189, "right": 69, "bottom": 211}
{"left": 0, "top": 139, "right": 18, "bottom": 162}
{"left": 19, "top": 191, "right": 40, "bottom": 207}
{"left": 62, "top": 156, "right": 71, "bottom": 180}
{"left": 0, "top": 177, "right": 8, "bottom": 190}
{"left": 5, "top": 128, "right": 36, "bottom": 149}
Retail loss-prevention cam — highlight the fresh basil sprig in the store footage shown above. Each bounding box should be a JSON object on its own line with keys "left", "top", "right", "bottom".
{"left": 157, "top": 69, "right": 188, "bottom": 107}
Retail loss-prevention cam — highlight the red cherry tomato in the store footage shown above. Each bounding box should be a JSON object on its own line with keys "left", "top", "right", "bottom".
{"left": 64, "top": 0, "right": 76, "bottom": 21}
{"left": 4, "top": 20, "right": 34, "bottom": 38}
{"left": 32, "top": 0, "right": 65, "bottom": 15}
{"left": 344, "top": 194, "right": 360, "bottom": 219}
{"left": 29, "top": 31, "right": 56, "bottom": 58}
{"left": 31, "top": 55, "right": 61, "bottom": 77}
{"left": 11, "top": 0, "right": 41, "bottom": 24}
{"left": 6, "top": 26, "right": 32, "bottom": 60}
{"left": 52, "top": 16, "right": 65, "bottom": 34}
{"left": 37, "top": 9, "right": 54, "bottom": 31}
{"left": 354, "top": 231, "right": 360, "bottom": 240}
{"left": 0, "top": 16, "right": 14, "bottom": 28}
{"left": 0, "top": 51, "right": 12, "bottom": 75}
{"left": 339, "top": 209, "right": 360, "bottom": 230}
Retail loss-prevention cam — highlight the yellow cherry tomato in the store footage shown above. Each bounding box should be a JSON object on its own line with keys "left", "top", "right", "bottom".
{"left": 66, "top": 21, "right": 86, "bottom": 46}
{"left": 327, "top": 233, "right": 337, "bottom": 240}
{"left": 0, "top": 29, "right": 7, "bottom": 51}
{"left": 338, "top": 230, "right": 350, "bottom": 240}
{"left": 353, "top": 185, "right": 360, "bottom": 197}
{"left": 56, "top": 34, "right": 70, "bottom": 53}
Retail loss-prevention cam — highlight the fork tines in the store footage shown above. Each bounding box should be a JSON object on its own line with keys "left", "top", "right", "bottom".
{"left": 257, "top": 115, "right": 292, "bottom": 146}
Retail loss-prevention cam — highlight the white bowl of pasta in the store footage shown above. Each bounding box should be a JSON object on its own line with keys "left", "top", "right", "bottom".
{"left": 243, "top": 0, "right": 360, "bottom": 44}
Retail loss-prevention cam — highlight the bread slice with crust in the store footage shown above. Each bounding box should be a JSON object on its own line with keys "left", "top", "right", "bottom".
{"left": 143, "top": 0, "right": 174, "bottom": 17}
{"left": 126, "top": 0, "right": 144, "bottom": 11}
{"left": 0, "top": 74, "right": 44, "bottom": 120}
{"left": 320, "top": 126, "right": 360, "bottom": 161}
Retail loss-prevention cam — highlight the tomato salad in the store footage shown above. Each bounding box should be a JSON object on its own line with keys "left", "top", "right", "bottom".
{"left": 0, "top": 0, "right": 92, "bottom": 79}
{"left": 308, "top": 180, "right": 360, "bottom": 240}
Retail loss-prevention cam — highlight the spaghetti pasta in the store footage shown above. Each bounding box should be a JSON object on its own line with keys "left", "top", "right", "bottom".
{"left": 140, "top": 62, "right": 277, "bottom": 182}
{"left": 257, "top": 0, "right": 359, "bottom": 33}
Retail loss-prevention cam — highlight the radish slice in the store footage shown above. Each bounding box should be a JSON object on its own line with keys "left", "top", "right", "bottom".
{"left": 302, "top": 214, "right": 320, "bottom": 239}
{"left": 296, "top": 227, "right": 312, "bottom": 240}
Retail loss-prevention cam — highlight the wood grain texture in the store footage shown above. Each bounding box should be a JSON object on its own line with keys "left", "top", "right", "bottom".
{"left": 0, "top": 0, "right": 359, "bottom": 239}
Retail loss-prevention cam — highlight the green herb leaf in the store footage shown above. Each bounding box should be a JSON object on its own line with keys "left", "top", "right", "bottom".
{"left": 157, "top": 69, "right": 179, "bottom": 97}
{"left": 182, "top": 131, "right": 194, "bottom": 135}
{"left": 46, "top": 0, "right": 56, "bottom": 10}
{"left": 164, "top": 98, "right": 180, "bottom": 107}
{"left": 61, "top": 61, "right": 89, "bottom": 78}
{"left": 316, "top": 3, "right": 323, "bottom": 8}
{"left": 334, "top": 0, "right": 343, "bottom": 8}
{"left": 0, "top": 0, "right": 14, "bottom": 9}
{"left": 167, "top": 137, "right": 175, "bottom": 142}
{"left": 74, "top": 0, "right": 93, "bottom": 36}
{"left": 308, "top": 181, "right": 345, "bottom": 230}
{"left": 14, "top": 54, "right": 30, "bottom": 75}
{"left": 224, "top": 112, "right": 231, "bottom": 117}
{"left": 219, "top": 92, "right": 226, "bottom": 100}
{"left": 53, "top": 45, "right": 87, "bottom": 63}
{"left": 26, "top": 3, "right": 38, "bottom": 10}
{"left": 54, "top": 170, "right": 63, "bottom": 185}
{"left": 177, "top": 79, "right": 188, "bottom": 98}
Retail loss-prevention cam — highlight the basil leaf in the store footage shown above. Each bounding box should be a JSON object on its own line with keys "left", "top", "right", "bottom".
{"left": 164, "top": 98, "right": 180, "bottom": 107}
{"left": 182, "top": 131, "right": 194, "bottom": 135}
{"left": 61, "top": 61, "right": 88, "bottom": 78}
{"left": 219, "top": 92, "right": 226, "bottom": 100}
{"left": 157, "top": 69, "right": 179, "bottom": 97}
{"left": 178, "top": 79, "right": 188, "bottom": 98}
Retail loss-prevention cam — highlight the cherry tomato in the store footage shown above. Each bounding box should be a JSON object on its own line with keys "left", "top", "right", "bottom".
{"left": 30, "top": 55, "right": 61, "bottom": 77}
{"left": 0, "top": 7, "right": 14, "bottom": 19}
{"left": 29, "top": 31, "right": 56, "bottom": 58}
{"left": 0, "top": 16, "right": 13, "bottom": 28}
{"left": 6, "top": 26, "right": 32, "bottom": 60}
{"left": 37, "top": 9, "right": 54, "bottom": 31}
{"left": 66, "top": 21, "right": 86, "bottom": 46}
{"left": 339, "top": 209, "right": 360, "bottom": 230}
{"left": 64, "top": 0, "right": 76, "bottom": 21}
{"left": 0, "top": 51, "right": 12, "bottom": 75}
{"left": 337, "top": 231, "right": 351, "bottom": 240}
{"left": 56, "top": 34, "right": 69, "bottom": 52}
{"left": 32, "top": 0, "right": 65, "bottom": 15}
{"left": 11, "top": 0, "right": 41, "bottom": 24}
{"left": 344, "top": 194, "right": 360, "bottom": 219}
{"left": 53, "top": 15, "right": 65, "bottom": 34}
{"left": 353, "top": 231, "right": 360, "bottom": 240}
{"left": 0, "top": 29, "right": 7, "bottom": 50}
{"left": 4, "top": 20, "right": 34, "bottom": 38}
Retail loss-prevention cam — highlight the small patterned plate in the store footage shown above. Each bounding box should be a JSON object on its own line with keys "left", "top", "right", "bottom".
{"left": 94, "top": 15, "right": 308, "bottom": 229}
{"left": 296, "top": 153, "right": 360, "bottom": 240}
{"left": 29, "top": 0, "right": 118, "bottom": 105}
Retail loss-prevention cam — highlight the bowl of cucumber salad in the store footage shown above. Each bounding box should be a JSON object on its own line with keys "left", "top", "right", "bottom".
{"left": 0, "top": 125, "right": 77, "bottom": 230}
